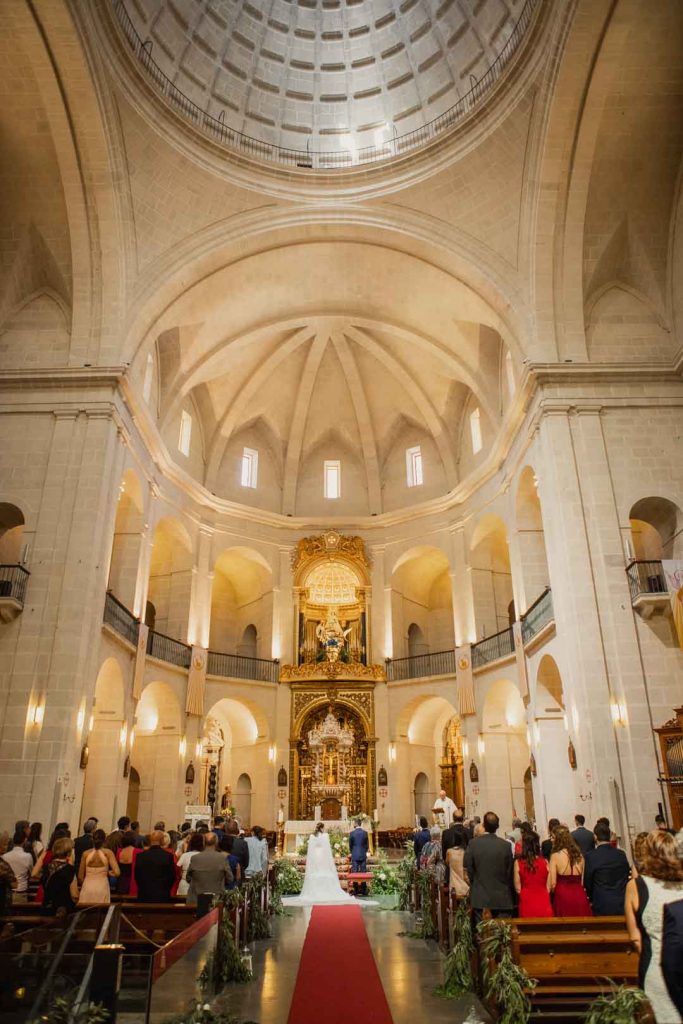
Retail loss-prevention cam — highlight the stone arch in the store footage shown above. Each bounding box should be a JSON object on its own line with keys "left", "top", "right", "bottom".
{"left": 201, "top": 697, "right": 269, "bottom": 825}
{"left": 107, "top": 468, "right": 145, "bottom": 610}
{"left": 0, "top": 290, "right": 71, "bottom": 369}
{"left": 234, "top": 773, "right": 252, "bottom": 827}
{"left": 586, "top": 283, "right": 675, "bottom": 363}
{"left": 80, "top": 657, "right": 126, "bottom": 830}
{"left": 0, "top": 503, "right": 26, "bottom": 564}
{"left": 239, "top": 624, "right": 258, "bottom": 659}
{"left": 210, "top": 546, "right": 273, "bottom": 656}
{"left": 407, "top": 622, "right": 427, "bottom": 659}
{"left": 390, "top": 545, "right": 454, "bottom": 659}
{"left": 532, "top": 655, "right": 575, "bottom": 828}
{"left": 514, "top": 466, "right": 550, "bottom": 610}
{"left": 147, "top": 516, "right": 194, "bottom": 641}
{"left": 414, "top": 772, "right": 431, "bottom": 820}
{"left": 469, "top": 513, "right": 513, "bottom": 639}
{"left": 629, "top": 496, "right": 683, "bottom": 561}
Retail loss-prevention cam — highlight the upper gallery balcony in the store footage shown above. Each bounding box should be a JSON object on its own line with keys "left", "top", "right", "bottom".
{"left": 0, "top": 564, "right": 30, "bottom": 623}
{"left": 626, "top": 560, "right": 670, "bottom": 618}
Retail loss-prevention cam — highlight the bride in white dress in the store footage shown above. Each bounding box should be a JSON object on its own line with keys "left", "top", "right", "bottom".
{"left": 284, "top": 823, "right": 355, "bottom": 906}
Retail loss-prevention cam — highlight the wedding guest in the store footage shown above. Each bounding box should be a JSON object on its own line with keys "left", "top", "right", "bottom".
{"left": 660, "top": 830, "right": 683, "bottom": 1017}
{"left": 78, "top": 829, "right": 119, "bottom": 905}
{"left": 596, "top": 816, "right": 618, "bottom": 848}
{"left": 227, "top": 819, "right": 249, "bottom": 875}
{"left": 74, "top": 817, "right": 97, "bottom": 873}
{"left": 116, "top": 833, "right": 136, "bottom": 896}
{"left": 104, "top": 816, "right": 130, "bottom": 853}
{"left": 625, "top": 830, "right": 683, "bottom": 1024}
{"left": 571, "top": 814, "right": 595, "bottom": 856}
{"left": 128, "top": 821, "right": 145, "bottom": 849}
{"left": 583, "top": 820, "right": 630, "bottom": 915}
{"left": 442, "top": 814, "right": 468, "bottom": 885}
{"left": 463, "top": 811, "right": 514, "bottom": 921}
{"left": 413, "top": 817, "right": 431, "bottom": 865}
{"left": 186, "top": 833, "right": 233, "bottom": 905}
{"left": 176, "top": 822, "right": 192, "bottom": 854}
{"left": 541, "top": 818, "right": 560, "bottom": 860}
{"left": 514, "top": 830, "right": 553, "bottom": 918}
{"left": 446, "top": 830, "right": 469, "bottom": 898}
{"left": 28, "top": 822, "right": 44, "bottom": 861}
{"left": 219, "top": 834, "right": 241, "bottom": 889}
{"left": 41, "top": 837, "right": 79, "bottom": 915}
{"left": 631, "top": 831, "right": 649, "bottom": 878}
{"left": 135, "top": 831, "right": 176, "bottom": 902}
{"left": 655, "top": 814, "right": 675, "bottom": 836}
{"left": 32, "top": 827, "right": 70, "bottom": 903}
{"left": 177, "top": 832, "right": 204, "bottom": 896}
{"left": 548, "top": 827, "right": 592, "bottom": 916}
{"left": 2, "top": 829, "right": 34, "bottom": 897}
{"left": 0, "top": 832, "right": 16, "bottom": 913}
{"left": 245, "top": 826, "right": 269, "bottom": 878}
{"left": 420, "top": 826, "right": 445, "bottom": 884}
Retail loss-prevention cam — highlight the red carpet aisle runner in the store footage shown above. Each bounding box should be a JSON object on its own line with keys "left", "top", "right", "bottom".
{"left": 286, "top": 905, "right": 394, "bottom": 1024}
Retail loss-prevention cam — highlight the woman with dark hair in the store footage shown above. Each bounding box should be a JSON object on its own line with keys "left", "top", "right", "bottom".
{"left": 78, "top": 829, "right": 119, "bottom": 904}
{"left": 625, "top": 830, "right": 683, "bottom": 1023}
{"left": 31, "top": 827, "right": 70, "bottom": 903}
{"left": 219, "top": 834, "right": 241, "bottom": 889}
{"left": 177, "top": 832, "right": 204, "bottom": 896}
{"left": 446, "top": 829, "right": 469, "bottom": 898}
{"left": 116, "top": 832, "right": 137, "bottom": 896}
{"left": 514, "top": 831, "right": 553, "bottom": 917}
{"left": 28, "top": 822, "right": 44, "bottom": 860}
{"left": 548, "top": 827, "right": 592, "bottom": 916}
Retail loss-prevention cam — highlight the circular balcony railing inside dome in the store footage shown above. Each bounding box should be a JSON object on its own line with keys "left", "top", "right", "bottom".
{"left": 111, "top": 0, "right": 539, "bottom": 172}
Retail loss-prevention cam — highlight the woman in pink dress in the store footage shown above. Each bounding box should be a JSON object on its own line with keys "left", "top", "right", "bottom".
{"left": 514, "top": 831, "right": 553, "bottom": 917}
{"left": 548, "top": 827, "right": 592, "bottom": 916}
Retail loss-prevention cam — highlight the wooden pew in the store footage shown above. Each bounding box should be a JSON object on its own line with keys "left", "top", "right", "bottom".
{"left": 506, "top": 916, "right": 639, "bottom": 1023}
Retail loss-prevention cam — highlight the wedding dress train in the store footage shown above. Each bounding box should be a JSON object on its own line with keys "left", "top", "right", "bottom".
{"left": 283, "top": 832, "right": 356, "bottom": 906}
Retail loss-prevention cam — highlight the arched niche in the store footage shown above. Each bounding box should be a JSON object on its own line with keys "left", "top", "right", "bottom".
{"left": 629, "top": 496, "right": 683, "bottom": 561}
{"left": 107, "top": 469, "right": 145, "bottom": 610}
{"left": 481, "top": 678, "right": 531, "bottom": 828}
{"left": 210, "top": 546, "right": 273, "bottom": 656}
{"left": 414, "top": 772, "right": 431, "bottom": 820}
{"left": 200, "top": 697, "right": 266, "bottom": 822}
{"left": 469, "top": 514, "right": 514, "bottom": 639}
{"left": 147, "top": 516, "right": 194, "bottom": 641}
{"left": 532, "top": 655, "right": 576, "bottom": 829}
{"left": 515, "top": 466, "right": 550, "bottom": 611}
{"left": 234, "top": 773, "right": 252, "bottom": 828}
{"left": 390, "top": 545, "right": 453, "bottom": 659}
{"left": 0, "top": 503, "right": 25, "bottom": 564}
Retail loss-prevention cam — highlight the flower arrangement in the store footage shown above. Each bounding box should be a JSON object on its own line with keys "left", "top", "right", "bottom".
{"left": 297, "top": 828, "right": 349, "bottom": 858}
{"left": 370, "top": 854, "right": 401, "bottom": 895}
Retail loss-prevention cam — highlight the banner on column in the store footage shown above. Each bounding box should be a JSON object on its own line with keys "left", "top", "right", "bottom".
{"left": 662, "top": 561, "right": 683, "bottom": 649}
{"left": 456, "top": 645, "right": 476, "bottom": 716}
{"left": 133, "top": 624, "right": 149, "bottom": 700}
{"left": 186, "top": 646, "right": 207, "bottom": 716}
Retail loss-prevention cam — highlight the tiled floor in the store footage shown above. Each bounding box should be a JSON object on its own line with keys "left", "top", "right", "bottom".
{"left": 213, "top": 904, "right": 492, "bottom": 1024}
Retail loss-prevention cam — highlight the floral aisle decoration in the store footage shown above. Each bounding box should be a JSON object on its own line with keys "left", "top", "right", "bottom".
{"left": 297, "top": 828, "right": 349, "bottom": 858}
{"left": 30, "top": 996, "right": 109, "bottom": 1024}
{"left": 244, "top": 873, "right": 270, "bottom": 942}
{"left": 396, "top": 845, "right": 416, "bottom": 911}
{"left": 369, "top": 854, "right": 401, "bottom": 895}
{"left": 162, "top": 1004, "right": 257, "bottom": 1024}
{"left": 435, "top": 898, "right": 476, "bottom": 998}
{"left": 271, "top": 857, "right": 303, "bottom": 915}
{"left": 199, "top": 890, "right": 253, "bottom": 993}
{"left": 478, "top": 919, "right": 536, "bottom": 1024}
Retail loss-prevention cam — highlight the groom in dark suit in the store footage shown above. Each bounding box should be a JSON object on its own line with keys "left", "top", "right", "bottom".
{"left": 348, "top": 818, "right": 369, "bottom": 896}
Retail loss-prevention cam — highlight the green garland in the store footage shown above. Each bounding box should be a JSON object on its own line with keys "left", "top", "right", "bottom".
{"left": 271, "top": 857, "right": 303, "bottom": 916}
{"left": 199, "top": 890, "right": 253, "bottom": 992}
{"left": 396, "top": 846, "right": 416, "bottom": 911}
{"left": 244, "top": 874, "right": 270, "bottom": 942}
{"left": 162, "top": 1005, "right": 257, "bottom": 1024}
{"left": 435, "top": 898, "right": 475, "bottom": 998}
{"left": 583, "top": 984, "right": 649, "bottom": 1024}
{"left": 412, "top": 870, "right": 438, "bottom": 940}
{"left": 478, "top": 919, "right": 536, "bottom": 1024}
{"left": 30, "top": 996, "right": 109, "bottom": 1024}
{"left": 369, "top": 853, "right": 401, "bottom": 895}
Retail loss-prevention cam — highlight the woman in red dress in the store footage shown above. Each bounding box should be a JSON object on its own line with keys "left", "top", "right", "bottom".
{"left": 548, "top": 827, "right": 593, "bottom": 916}
{"left": 514, "top": 830, "right": 553, "bottom": 917}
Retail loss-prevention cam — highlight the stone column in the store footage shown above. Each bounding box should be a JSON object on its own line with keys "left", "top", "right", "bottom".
{"left": 450, "top": 526, "right": 475, "bottom": 646}
{"left": 273, "top": 546, "right": 294, "bottom": 664}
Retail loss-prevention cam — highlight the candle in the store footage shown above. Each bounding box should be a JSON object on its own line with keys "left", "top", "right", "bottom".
{"left": 373, "top": 808, "right": 378, "bottom": 820}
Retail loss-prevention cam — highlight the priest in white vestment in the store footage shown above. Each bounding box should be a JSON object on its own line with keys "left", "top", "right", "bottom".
{"left": 432, "top": 789, "right": 458, "bottom": 826}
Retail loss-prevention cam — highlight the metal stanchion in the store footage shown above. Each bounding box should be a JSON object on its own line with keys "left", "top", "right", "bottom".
{"left": 90, "top": 943, "right": 124, "bottom": 1020}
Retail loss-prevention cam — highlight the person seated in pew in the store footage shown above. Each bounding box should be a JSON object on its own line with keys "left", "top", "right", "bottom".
{"left": 514, "top": 830, "right": 553, "bottom": 918}
{"left": 185, "top": 833, "right": 233, "bottom": 905}
{"left": 583, "top": 820, "right": 630, "bottom": 915}
{"left": 625, "top": 830, "right": 683, "bottom": 1024}
{"left": 0, "top": 832, "right": 17, "bottom": 913}
{"left": 548, "top": 827, "right": 592, "bottom": 916}
{"left": 134, "top": 830, "right": 177, "bottom": 902}
{"left": 41, "top": 837, "right": 79, "bottom": 915}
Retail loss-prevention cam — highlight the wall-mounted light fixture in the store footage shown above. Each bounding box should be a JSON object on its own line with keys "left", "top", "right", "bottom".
{"left": 179, "top": 736, "right": 187, "bottom": 758}
{"left": 610, "top": 700, "right": 628, "bottom": 727}
{"left": 477, "top": 735, "right": 486, "bottom": 758}
{"left": 462, "top": 739, "right": 469, "bottom": 760}
{"left": 388, "top": 742, "right": 397, "bottom": 763}
{"left": 195, "top": 740, "right": 203, "bottom": 759}
{"left": 119, "top": 723, "right": 128, "bottom": 749}
{"left": 268, "top": 744, "right": 277, "bottom": 763}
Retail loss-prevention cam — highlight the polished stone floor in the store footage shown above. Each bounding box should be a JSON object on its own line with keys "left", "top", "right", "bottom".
{"left": 214, "top": 904, "right": 492, "bottom": 1024}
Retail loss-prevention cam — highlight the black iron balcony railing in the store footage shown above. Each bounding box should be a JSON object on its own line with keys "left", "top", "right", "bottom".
{"left": 112, "top": 0, "right": 539, "bottom": 171}
{"left": 146, "top": 628, "right": 191, "bottom": 669}
{"left": 0, "top": 563, "right": 30, "bottom": 606}
{"left": 626, "top": 560, "right": 667, "bottom": 602}
{"left": 103, "top": 591, "right": 140, "bottom": 646}
{"left": 385, "top": 649, "right": 457, "bottom": 682}
{"left": 472, "top": 626, "right": 515, "bottom": 668}
{"left": 207, "top": 650, "right": 279, "bottom": 683}
{"left": 520, "top": 587, "right": 553, "bottom": 644}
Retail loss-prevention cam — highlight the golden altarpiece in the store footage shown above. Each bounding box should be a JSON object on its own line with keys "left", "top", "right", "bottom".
{"left": 279, "top": 532, "right": 385, "bottom": 823}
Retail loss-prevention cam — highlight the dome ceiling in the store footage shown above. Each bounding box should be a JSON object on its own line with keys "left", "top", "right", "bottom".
{"left": 124, "top": 0, "right": 528, "bottom": 154}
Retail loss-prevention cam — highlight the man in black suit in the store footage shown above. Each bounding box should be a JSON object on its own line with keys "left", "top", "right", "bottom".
{"left": 226, "top": 819, "right": 249, "bottom": 876}
{"left": 583, "top": 820, "right": 630, "bottom": 915}
{"left": 463, "top": 810, "right": 514, "bottom": 921}
{"left": 348, "top": 817, "right": 369, "bottom": 896}
{"left": 74, "top": 817, "right": 97, "bottom": 874}
{"left": 571, "top": 814, "right": 596, "bottom": 856}
{"left": 541, "top": 818, "right": 560, "bottom": 860}
{"left": 134, "top": 831, "right": 177, "bottom": 902}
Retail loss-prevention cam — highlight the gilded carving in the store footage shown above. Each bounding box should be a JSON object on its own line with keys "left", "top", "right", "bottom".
{"left": 280, "top": 659, "right": 385, "bottom": 683}
{"left": 291, "top": 531, "right": 371, "bottom": 576}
